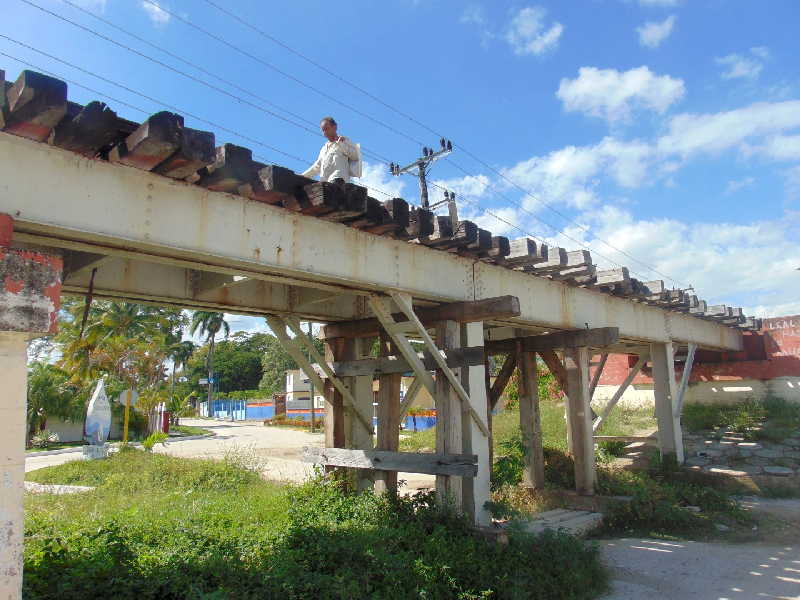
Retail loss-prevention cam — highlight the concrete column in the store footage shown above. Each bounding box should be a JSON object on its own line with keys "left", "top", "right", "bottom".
{"left": 517, "top": 346, "right": 545, "bottom": 490}
{"left": 564, "top": 346, "right": 595, "bottom": 495}
{"left": 0, "top": 332, "right": 28, "bottom": 600}
{"left": 460, "top": 321, "right": 491, "bottom": 526}
{"left": 651, "top": 342, "right": 684, "bottom": 464}
{"left": 435, "top": 320, "right": 462, "bottom": 505}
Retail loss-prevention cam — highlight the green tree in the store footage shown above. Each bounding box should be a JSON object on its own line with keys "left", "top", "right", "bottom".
{"left": 189, "top": 311, "right": 230, "bottom": 408}
{"left": 258, "top": 322, "right": 324, "bottom": 397}
{"left": 168, "top": 340, "right": 196, "bottom": 396}
{"left": 26, "top": 362, "right": 76, "bottom": 439}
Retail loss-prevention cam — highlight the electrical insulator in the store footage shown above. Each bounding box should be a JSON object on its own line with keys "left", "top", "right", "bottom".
{"left": 446, "top": 140, "right": 452, "bottom": 151}
{"left": 440, "top": 138, "right": 446, "bottom": 149}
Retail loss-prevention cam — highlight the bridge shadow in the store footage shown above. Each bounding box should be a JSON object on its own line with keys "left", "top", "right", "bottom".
{"left": 601, "top": 538, "right": 800, "bottom": 599}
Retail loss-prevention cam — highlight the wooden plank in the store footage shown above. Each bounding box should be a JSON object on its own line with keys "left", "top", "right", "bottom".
{"left": 322, "top": 295, "right": 521, "bottom": 339}
{"left": 318, "top": 182, "right": 368, "bottom": 222}
{"left": 360, "top": 197, "right": 409, "bottom": 235}
{"left": 593, "top": 435, "right": 656, "bottom": 443}
{"left": 486, "top": 327, "right": 620, "bottom": 354}
{"left": 538, "top": 349, "right": 567, "bottom": 391}
{"left": 479, "top": 236, "right": 511, "bottom": 261}
{"left": 323, "top": 338, "right": 346, "bottom": 449}
{"left": 674, "top": 342, "right": 697, "bottom": 418}
{"left": 489, "top": 353, "right": 517, "bottom": 411}
{"left": 436, "top": 319, "right": 463, "bottom": 499}
{"left": 518, "top": 346, "right": 545, "bottom": 489}
{"left": 375, "top": 332, "right": 401, "bottom": 492}
{"left": 301, "top": 180, "right": 344, "bottom": 215}
{"left": 564, "top": 346, "right": 595, "bottom": 495}
{"left": 401, "top": 206, "right": 435, "bottom": 239}
{"left": 3, "top": 70, "right": 67, "bottom": 142}
{"left": 153, "top": 126, "right": 216, "bottom": 180}
{"left": 282, "top": 317, "right": 373, "bottom": 436}
{"left": 391, "top": 292, "right": 490, "bottom": 438}
{"left": 197, "top": 143, "right": 253, "bottom": 193}
{"left": 525, "top": 247, "right": 567, "bottom": 272}
{"left": 0, "top": 69, "right": 6, "bottom": 129}
{"left": 302, "top": 447, "right": 478, "bottom": 477}
{"left": 589, "top": 353, "right": 609, "bottom": 400}
{"left": 319, "top": 346, "right": 486, "bottom": 377}
{"left": 109, "top": 111, "right": 184, "bottom": 171}
{"left": 504, "top": 237, "right": 548, "bottom": 268}
{"left": 593, "top": 353, "right": 648, "bottom": 433}
{"left": 398, "top": 376, "right": 422, "bottom": 420}
{"left": 247, "top": 164, "right": 314, "bottom": 208}
{"left": 49, "top": 101, "right": 120, "bottom": 157}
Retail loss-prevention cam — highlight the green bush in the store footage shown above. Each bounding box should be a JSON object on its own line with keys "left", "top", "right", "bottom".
{"left": 24, "top": 454, "right": 608, "bottom": 599}
{"left": 141, "top": 431, "right": 168, "bottom": 452}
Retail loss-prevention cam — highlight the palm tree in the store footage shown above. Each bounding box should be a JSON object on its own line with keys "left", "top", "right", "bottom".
{"left": 189, "top": 311, "right": 230, "bottom": 412}
{"left": 168, "top": 340, "right": 196, "bottom": 397}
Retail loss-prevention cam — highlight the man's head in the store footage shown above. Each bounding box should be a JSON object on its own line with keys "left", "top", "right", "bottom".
{"left": 320, "top": 116, "right": 338, "bottom": 141}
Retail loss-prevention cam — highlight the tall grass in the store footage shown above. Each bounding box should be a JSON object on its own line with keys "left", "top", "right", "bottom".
{"left": 25, "top": 450, "right": 608, "bottom": 599}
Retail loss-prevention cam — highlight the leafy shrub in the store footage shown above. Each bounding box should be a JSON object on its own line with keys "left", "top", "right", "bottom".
{"left": 30, "top": 430, "right": 59, "bottom": 449}
{"left": 141, "top": 431, "right": 168, "bottom": 452}
{"left": 263, "top": 415, "right": 323, "bottom": 429}
{"left": 25, "top": 455, "right": 608, "bottom": 599}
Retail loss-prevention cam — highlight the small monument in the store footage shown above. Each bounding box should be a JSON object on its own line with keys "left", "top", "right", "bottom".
{"left": 83, "top": 378, "right": 111, "bottom": 459}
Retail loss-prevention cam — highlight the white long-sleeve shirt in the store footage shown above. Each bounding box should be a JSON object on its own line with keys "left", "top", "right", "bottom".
{"left": 302, "top": 137, "right": 359, "bottom": 183}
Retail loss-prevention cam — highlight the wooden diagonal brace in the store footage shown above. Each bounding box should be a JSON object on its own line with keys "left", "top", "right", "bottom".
{"left": 593, "top": 352, "right": 649, "bottom": 432}
{"left": 674, "top": 343, "right": 697, "bottom": 418}
{"left": 282, "top": 316, "right": 373, "bottom": 435}
{"left": 376, "top": 293, "right": 490, "bottom": 437}
{"left": 398, "top": 377, "right": 422, "bottom": 421}
{"left": 489, "top": 353, "right": 517, "bottom": 411}
{"left": 265, "top": 315, "right": 372, "bottom": 435}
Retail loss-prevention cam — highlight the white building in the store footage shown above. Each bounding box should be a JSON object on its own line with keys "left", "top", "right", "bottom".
{"left": 285, "top": 369, "right": 325, "bottom": 409}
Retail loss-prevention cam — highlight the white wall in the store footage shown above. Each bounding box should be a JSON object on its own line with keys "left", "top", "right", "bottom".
{"left": 594, "top": 377, "right": 800, "bottom": 409}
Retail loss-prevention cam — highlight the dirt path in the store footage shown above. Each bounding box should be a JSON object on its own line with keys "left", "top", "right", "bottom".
{"left": 600, "top": 498, "right": 800, "bottom": 600}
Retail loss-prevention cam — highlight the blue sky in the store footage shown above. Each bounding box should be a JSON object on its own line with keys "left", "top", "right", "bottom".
{"left": 4, "top": 0, "right": 799, "bottom": 337}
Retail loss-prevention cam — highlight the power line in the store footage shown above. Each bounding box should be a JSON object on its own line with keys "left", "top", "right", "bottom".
{"left": 20, "top": 0, "right": 395, "bottom": 168}
{"left": 0, "top": 50, "right": 401, "bottom": 201}
{"left": 138, "top": 0, "right": 428, "bottom": 150}
{"left": 200, "top": 1, "right": 685, "bottom": 286}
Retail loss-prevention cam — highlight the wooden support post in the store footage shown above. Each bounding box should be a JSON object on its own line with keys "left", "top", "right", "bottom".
{"left": 563, "top": 346, "right": 595, "bottom": 495}
{"left": 461, "top": 321, "right": 491, "bottom": 526}
{"left": 651, "top": 342, "right": 684, "bottom": 464}
{"left": 323, "top": 338, "right": 346, "bottom": 451}
{"left": 375, "top": 332, "right": 401, "bottom": 493}
{"left": 344, "top": 337, "right": 375, "bottom": 491}
{"left": 517, "top": 343, "right": 545, "bottom": 490}
{"left": 435, "top": 319, "right": 462, "bottom": 505}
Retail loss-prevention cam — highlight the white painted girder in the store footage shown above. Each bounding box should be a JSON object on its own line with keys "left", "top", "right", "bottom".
{"left": 0, "top": 133, "right": 742, "bottom": 350}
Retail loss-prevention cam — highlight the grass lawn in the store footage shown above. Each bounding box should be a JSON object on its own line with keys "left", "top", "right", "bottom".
{"left": 24, "top": 449, "right": 608, "bottom": 599}
{"left": 169, "top": 424, "right": 213, "bottom": 437}
{"left": 400, "top": 400, "right": 656, "bottom": 453}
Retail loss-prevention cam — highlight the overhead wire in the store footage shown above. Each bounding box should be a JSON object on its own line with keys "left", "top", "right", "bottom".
{"left": 198, "top": 0, "right": 685, "bottom": 286}
{"left": 12, "top": 0, "right": 682, "bottom": 284}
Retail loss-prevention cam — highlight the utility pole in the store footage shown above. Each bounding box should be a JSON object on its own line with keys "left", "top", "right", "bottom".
{"left": 390, "top": 138, "right": 453, "bottom": 208}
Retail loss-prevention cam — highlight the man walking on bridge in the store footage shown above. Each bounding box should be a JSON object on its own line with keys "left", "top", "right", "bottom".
{"left": 302, "top": 116, "right": 361, "bottom": 184}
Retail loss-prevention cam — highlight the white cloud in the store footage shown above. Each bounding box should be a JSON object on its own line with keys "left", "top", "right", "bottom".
{"left": 358, "top": 161, "right": 407, "bottom": 200}
{"left": 755, "top": 135, "right": 800, "bottom": 161}
{"left": 784, "top": 165, "right": 800, "bottom": 199}
{"left": 557, "top": 66, "right": 685, "bottom": 123}
{"left": 460, "top": 4, "right": 486, "bottom": 26}
{"left": 657, "top": 100, "right": 800, "bottom": 156}
{"left": 141, "top": 0, "right": 170, "bottom": 27}
{"left": 431, "top": 174, "right": 491, "bottom": 200}
{"left": 716, "top": 47, "right": 770, "bottom": 80}
{"left": 579, "top": 206, "right": 800, "bottom": 314}
{"left": 505, "top": 6, "right": 564, "bottom": 56}
{"left": 725, "top": 177, "right": 755, "bottom": 195}
{"left": 636, "top": 15, "right": 675, "bottom": 48}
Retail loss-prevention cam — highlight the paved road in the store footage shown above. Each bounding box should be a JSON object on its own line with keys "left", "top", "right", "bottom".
{"left": 600, "top": 537, "right": 800, "bottom": 600}
{"left": 25, "top": 419, "right": 437, "bottom": 491}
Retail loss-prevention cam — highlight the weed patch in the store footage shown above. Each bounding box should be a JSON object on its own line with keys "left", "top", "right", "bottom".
{"left": 25, "top": 452, "right": 608, "bottom": 599}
